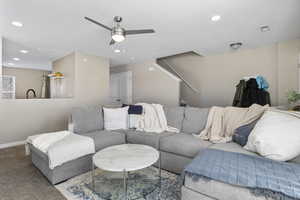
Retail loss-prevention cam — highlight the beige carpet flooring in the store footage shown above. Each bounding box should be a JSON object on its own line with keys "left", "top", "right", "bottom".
{"left": 0, "top": 145, "right": 66, "bottom": 200}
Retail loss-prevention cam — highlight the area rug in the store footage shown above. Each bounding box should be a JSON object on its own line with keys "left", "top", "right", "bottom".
{"left": 55, "top": 167, "right": 181, "bottom": 200}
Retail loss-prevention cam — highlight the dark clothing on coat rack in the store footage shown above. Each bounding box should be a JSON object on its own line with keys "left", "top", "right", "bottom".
{"left": 233, "top": 78, "right": 271, "bottom": 108}
{"left": 232, "top": 80, "right": 247, "bottom": 107}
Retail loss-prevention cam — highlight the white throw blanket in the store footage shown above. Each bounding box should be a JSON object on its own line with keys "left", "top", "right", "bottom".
{"left": 26, "top": 131, "right": 95, "bottom": 169}
{"left": 198, "top": 104, "right": 268, "bottom": 143}
{"left": 136, "top": 103, "right": 179, "bottom": 133}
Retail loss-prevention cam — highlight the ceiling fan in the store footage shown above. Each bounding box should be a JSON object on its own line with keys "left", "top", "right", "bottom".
{"left": 85, "top": 16, "right": 155, "bottom": 45}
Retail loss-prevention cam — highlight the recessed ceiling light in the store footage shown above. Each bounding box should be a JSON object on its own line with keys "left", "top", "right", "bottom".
{"left": 13, "top": 57, "right": 20, "bottom": 61}
{"left": 20, "top": 50, "right": 29, "bottom": 54}
{"left": 7, "top": 63, "right": 14, "bottom": 66}
{"left": 211, "top": 15, "right": 221, "bottom": 22}
{"left": 260, "top": 25, "right": 270, "bottom": 32}
{"left": 114, "top": 49, "right": 121, "bottom": 53}
{"left": 11, "top": 21, "right": 23, "bottom": 27}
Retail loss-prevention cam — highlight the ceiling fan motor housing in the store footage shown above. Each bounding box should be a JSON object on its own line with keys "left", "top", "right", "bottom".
{"left": 114, "top": 16, "right": 122, "bottom": 23}
{"left": 111, "top": 26, "right": 126, "bottom": 42}
{"left": 112, "top": 27, "right": 125, "bottom": 36}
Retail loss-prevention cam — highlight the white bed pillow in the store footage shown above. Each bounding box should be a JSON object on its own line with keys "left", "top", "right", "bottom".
{"left": 103, "top": 106, "right": 129, "bottom": 130}
{"left": 244, "top": 110, "right": 300, "bottom": 161}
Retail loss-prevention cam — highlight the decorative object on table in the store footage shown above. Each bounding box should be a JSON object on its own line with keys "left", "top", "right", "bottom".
{"left": 287, "top": 90, "right": 300, "bottom": 111}
{"left": 55, "top": 166, "right": 181, "bottom": 200}
{"left": 41, "top": 72, "right": 50, "bottom": 98}
{"left": 48, "top": 72, "right": 64, "bottom": 78}
{"left": 49, "top": 72, "right": 65, "bottom": 98}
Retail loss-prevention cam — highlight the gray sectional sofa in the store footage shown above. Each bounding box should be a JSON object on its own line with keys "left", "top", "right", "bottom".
{"left": 29, "top": 105, "right": 300, "bottom": 200}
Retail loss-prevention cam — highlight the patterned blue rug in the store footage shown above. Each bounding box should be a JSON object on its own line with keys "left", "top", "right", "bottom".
{"left": 55, "top": 167, "right": 181, "bottom": 200}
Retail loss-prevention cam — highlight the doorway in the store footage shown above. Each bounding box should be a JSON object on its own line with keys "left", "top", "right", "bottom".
{"left": 110, "top": 71, "right": 133, "bottom": 105}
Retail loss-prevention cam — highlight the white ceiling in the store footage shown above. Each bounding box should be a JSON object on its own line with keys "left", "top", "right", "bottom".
{"left": 3, "top": 39, "right": 53, "bottom": 70}
{"left": 0, "top": 0, "right": 300, "bottom": 69}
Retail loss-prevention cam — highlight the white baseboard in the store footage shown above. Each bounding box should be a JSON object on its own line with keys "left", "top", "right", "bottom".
{"left": 0, "top": 141, "right": 25, "bottom": 149}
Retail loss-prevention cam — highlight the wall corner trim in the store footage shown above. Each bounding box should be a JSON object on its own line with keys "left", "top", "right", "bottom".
{"left": 154, "top": 63, "right": 181, "bottom": 82}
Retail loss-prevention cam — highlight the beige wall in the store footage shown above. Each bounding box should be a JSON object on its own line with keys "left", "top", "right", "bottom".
{"left": 53, "top": 53, "right": 75, "bottom": 98}
{"left": 111, "top": 61, "right": 180, "bottom": 106}
{"left": 3, "top": 67, "right": 50, "bottom": 99}
{"left": 75, "top": 52, "right": 110, "bottom": 104}
{"left": 0, "top": 52, "right": 110, "bottom": 145}
{"left": 163, "top": 39, "right": 300, "bottom": 107}
{"left": 0, "top": 37, "right": 2, "bottom": 75}
{"left": 277, "top": 39, "right": 300, "bottom": 105}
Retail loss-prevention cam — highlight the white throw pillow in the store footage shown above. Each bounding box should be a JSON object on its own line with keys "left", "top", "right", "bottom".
{"left": 244, "top": 110, "right": 300, "bottom": 161}
{"left": 103, "top": 107, "right": 129, "bottom": 130}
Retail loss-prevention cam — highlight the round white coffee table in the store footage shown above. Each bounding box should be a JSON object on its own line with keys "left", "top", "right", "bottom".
{"left": 92, "top": 144, "right": 161, "bottom": 199}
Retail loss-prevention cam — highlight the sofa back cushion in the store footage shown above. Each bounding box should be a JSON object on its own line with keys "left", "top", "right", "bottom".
{"left": 163, "top": 106, "right": 185, "bottom": 131}
{"left": 72, "top": 106, "right": 103, "bottom": 134}
{"left": 182, "top": 107, "right": 209, "bottom": 134}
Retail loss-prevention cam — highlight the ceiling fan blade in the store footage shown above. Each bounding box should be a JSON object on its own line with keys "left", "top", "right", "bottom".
{"left": 125, "top": 29, "right": 155, "bottom": 35}
{"left": 84, "top": 17, "right": 112, "bottom": 31}
{"left": 109, "top": 39, "right": 116, "bottom": 45}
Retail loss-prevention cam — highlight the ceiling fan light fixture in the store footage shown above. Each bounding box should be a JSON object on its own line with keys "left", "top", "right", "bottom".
{"left": 112, "top": 34, "right": 125, "bottom": 42}
{"left": 85, "top": 16, "right": 155, "bottom": 45}
{"left": 112, "top": 27, "right": 125, "bottom": 42}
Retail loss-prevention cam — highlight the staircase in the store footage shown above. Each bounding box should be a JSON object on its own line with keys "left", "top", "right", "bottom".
{"left": 156, "top": 52, "right": 201, "bottom": 105}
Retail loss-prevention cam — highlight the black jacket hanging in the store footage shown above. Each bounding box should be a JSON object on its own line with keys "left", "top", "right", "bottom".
{"left": 241, "top": 78, "right": 271, "bottom": 107}
{"left": 232, "top": 80, "right": 247, "bottom": 107}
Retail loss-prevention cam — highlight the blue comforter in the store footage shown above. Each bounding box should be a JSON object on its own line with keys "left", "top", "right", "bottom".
{"left": 183, "top": 149, "right": 300, "bottom": 200}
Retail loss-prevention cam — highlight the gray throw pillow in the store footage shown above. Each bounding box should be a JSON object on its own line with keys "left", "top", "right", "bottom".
{"left": 72, "top": 106, "right": 103, "bottom": 134}
{"left": 232, "top": 120, "right": 258, "bottom": 146}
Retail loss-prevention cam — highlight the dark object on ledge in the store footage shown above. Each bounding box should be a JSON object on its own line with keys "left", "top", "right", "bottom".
{"left": 26, "top": 89, "right": 37, "bottom": 99}
{"left": 233, "top": 78, "right": 271, "bottom": 107}
{"left": 232, "top": 80, "right": 247, "bottom": 107}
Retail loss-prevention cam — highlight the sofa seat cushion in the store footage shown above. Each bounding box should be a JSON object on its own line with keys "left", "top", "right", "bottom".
{"left": 160, "top": 134, "right": 211, "bottom": 158}
{"left": 83, "top": 130, "right": 125, "bottom": 151}
{"left": 125, "top": 130, "right": 174, "bottom": 149}
{"left": 182, "top": 107, "right": 209, "bottom": 134}
{"left": 163, "top": 106, "right": 185, "bottom": 131}
{"left": 209, "top": 142, "right": 258, "bottom": 157}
